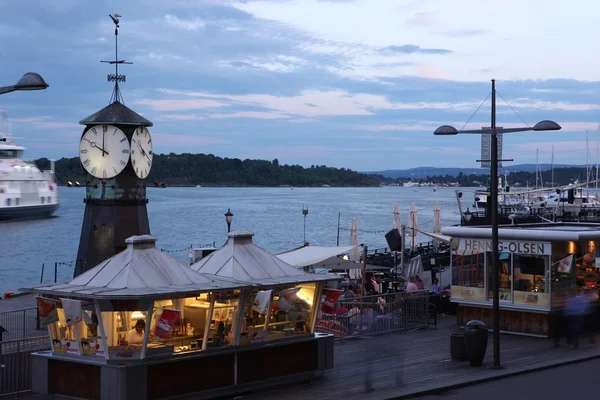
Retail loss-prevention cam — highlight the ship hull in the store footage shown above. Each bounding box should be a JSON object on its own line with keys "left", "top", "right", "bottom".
{"left": 0, "top": 203, "right": 59, "bottom": 221}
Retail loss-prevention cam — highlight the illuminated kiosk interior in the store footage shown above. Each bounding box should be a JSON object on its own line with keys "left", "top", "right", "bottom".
{"left": 27, "top": 233, "right": 339, "bottom": 400}
{"left": 441, "top": 223, "right": 600, "bottom": 337}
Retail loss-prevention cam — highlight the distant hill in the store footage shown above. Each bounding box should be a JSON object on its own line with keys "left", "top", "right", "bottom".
{"left": 366, "top": 164, "right": 578, "bottom": 179}
{"left": 35, "top": 153, "right": 389, "bottom": 187}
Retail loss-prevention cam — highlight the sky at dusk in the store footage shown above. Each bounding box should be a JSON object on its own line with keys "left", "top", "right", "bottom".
{"left": 1, "top": 0, "right": 599, "bottom": 171}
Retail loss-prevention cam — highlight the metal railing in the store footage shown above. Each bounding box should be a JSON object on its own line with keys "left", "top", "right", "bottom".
{"left": 0, "top": 336, "right": 50, "bottom": 397}
{"left": 315, "top": 290, "right": 432, "bottom": 341}
{"left": 0, "top": 308, "right": 41, "bottom": 342}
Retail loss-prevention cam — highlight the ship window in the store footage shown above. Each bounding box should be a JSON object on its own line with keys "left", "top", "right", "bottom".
{"left": 0, "top": 150, "right": 18, "bottom": 158}
{"left": 41, "top": 197, "right": 45, "bottom": 204}
{"left": 47, "top": 196, "right": 51, "bottom": 203}
{"left": 15, "top": 198, "right": 19, "bottom": 206}
{"left": 6, "top": 198, "right": 10, "bottom": 206}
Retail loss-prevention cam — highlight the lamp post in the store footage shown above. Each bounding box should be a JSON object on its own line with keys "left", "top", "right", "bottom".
{"left": 302, "top": 205, "right": 309, "bottom": 244}
{"left": 0, "top": 73, "right": 49, "bottom": 96}
{"left": 434, "top": 79, "right": 561, "bottom": 368}
{"left": 224, "top": 208, "right": 233, "bottom": 233}
{"left": 463, "top": 208, "right": 473, "bottom": 224}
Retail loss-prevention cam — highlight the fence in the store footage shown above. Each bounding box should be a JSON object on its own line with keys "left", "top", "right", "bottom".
{"left": 315, "top": 290, "right": 432, "bottom": 341}
{"left": 0, "top": 308, "right": 41, "bottom": 342}
{"left": 0, "top": 336, "right": 50, "bottom": 397}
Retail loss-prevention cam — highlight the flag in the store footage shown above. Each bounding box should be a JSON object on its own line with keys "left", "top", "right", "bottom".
{"left": 321, "top": 289, "right": 343, "bottom": 314}
{"left": 557, "top": 254, "right": 574, "bottom": 273}
{"left": 37, "top": 297, "right": 59, "bottom": 327}
{"left": 154, "top": 308, "right": 181, "bottom": 339}
{"left": 61, "top": 298, "right": 83, "bottom": 325}
{"left": 252, "top": 290, "right": 272, "bottom": 315}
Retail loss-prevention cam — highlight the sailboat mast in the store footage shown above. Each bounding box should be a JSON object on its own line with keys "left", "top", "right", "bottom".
{"left": 551, "top": 145, "right": 555, "bottom": 188}
{"left": 596, "top": 123, "right": 599, "bottom": 193}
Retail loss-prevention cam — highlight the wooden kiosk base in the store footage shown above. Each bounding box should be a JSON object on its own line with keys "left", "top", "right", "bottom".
{"left": 457, "top": 304, "right": 550, "bottom": 337}
{"left": 31, "top": 334, "right": 334, "bottom": 400}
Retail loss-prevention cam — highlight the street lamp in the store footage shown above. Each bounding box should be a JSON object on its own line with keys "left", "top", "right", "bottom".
{"left": 0, "top": 73, "right": 49, "bottom": 96}
{"left": 434, "top": 79, "right": 561, "bottom": 369}
{"left": 302, "top": 205, "right": 309, "bottom": 244}
{"left": 224, "top": 208, "right": 233, "bottom": 233}
{"left": 463, "top": 208, "right": 473, "bottom": 224}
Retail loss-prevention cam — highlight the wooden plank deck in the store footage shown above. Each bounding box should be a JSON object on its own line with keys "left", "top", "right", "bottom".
{"left": 239, "top": 315, "right": 600, "bottom": 400}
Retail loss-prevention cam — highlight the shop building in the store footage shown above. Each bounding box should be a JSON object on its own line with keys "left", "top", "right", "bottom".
{"left": 27, "top": 232, "right": 339, "bottom": 400}
{"left": 441, "top": 223, "right": 600, "bottom": 336}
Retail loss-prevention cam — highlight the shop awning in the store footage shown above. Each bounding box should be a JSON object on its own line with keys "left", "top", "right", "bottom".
{"left": 25, "top": 235, "right": 248, "bottom": 299}
{"left": 190, "top": 230, "right": 341, "bottom": 286}
{"left": 417, "top": 230, "right": 452, "bottom": 244}
{"left": 276, "top": 245, "right": 356, "bottom": 267}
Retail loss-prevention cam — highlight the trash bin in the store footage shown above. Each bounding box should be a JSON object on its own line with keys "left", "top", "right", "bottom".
{"left": 449, "top": 330, "right": 467, "bottom": 361}
{"left": 463, "top": 320, "right": 488, "bottom": 366}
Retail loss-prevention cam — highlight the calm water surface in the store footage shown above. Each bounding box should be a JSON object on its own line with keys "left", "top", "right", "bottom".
{"left": 0, "top": 186, "right": 463, "bottom": 291}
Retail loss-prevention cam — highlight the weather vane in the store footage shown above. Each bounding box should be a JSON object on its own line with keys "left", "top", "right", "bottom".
{"left": 101, "top": 13, "right": 132, "bottom": 104}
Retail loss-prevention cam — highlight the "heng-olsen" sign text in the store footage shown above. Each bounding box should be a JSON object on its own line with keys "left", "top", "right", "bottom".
{"left": 454, "top": 238, "right": 551, "bottom": 255}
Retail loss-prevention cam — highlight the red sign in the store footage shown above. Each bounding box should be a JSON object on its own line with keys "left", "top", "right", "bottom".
{"left": 321, "top": 289, "right": 342, "bottom": 314}
{"left": 154, "top": 309, "right": 181, "bottom": 339}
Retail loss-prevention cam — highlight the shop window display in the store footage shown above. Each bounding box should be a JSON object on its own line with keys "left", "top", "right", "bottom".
{"left": 487, "top": 253, "right": 513, "bottom": 302}
{"left": 207, "top": 290, "right": 241, "bottom": 348}
{"left": 451, "top": 253, "right": 485, "bottom": 301}
{"left": 513, "top": 254, "right": 550, "bottom": 307}
{"left": 48, "top": 307, "right": 79, "bottom": 355}
{"left": 101, "top": 311, "right": 148, "bottom": 360}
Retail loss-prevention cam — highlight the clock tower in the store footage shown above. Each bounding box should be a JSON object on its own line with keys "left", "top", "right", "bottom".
{"left": 74, "top": 14, "right": 154, "bottom": 276}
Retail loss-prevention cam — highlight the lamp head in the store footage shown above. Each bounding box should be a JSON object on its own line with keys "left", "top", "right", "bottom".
{"left": 532, "top": 120, "right": 561, "bottom": 131}
{"left": 434, "top": 125, "right": 459, "bottom": 135}
{"left": 13, "top": 73, "right": 49, "bottom": 91}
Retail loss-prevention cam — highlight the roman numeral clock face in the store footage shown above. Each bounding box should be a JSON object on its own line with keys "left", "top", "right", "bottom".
{"left": 79, "top": 125, "right": 131, "bottom": 179}
{"left": 130, "top": 126, "right": 153, "bottom": 179}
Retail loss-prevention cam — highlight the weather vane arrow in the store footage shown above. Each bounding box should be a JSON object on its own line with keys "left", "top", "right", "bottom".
{"left": 101, "top": 13, "right": 132, "bottom": 104}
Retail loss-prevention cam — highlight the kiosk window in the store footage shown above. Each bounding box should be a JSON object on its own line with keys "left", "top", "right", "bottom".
{"left": 487, "top": 252, "right": 512, "bottom": 301}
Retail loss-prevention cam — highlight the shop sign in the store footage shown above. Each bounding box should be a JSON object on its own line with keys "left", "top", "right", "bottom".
{"left": 453, "top": 238, "right": 551, "bottom": 255}
{"left": 513, "top": 292, "right": 550, "bottom": 307}
{"left": 248, "top": 330, "right": 268, "bottom": 343}
{"left": 450, "top": 286, "right": 485, "bottom": 301}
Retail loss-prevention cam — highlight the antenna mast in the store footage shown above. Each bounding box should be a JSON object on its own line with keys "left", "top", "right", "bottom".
{"left": 101, "top": 13, "right": 132, "bottom": 104}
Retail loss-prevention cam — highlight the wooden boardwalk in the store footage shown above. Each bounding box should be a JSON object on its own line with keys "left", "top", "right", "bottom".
{"left": 240, "top": 315, "right": 600, "bottom": 400}
{"left": 5, "top": 300, "right": 600, "bottom": 400}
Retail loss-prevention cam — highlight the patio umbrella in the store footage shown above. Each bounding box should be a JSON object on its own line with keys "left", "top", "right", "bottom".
{"left": 393, "top": 203, "right": 401, "bottom": 231}
{"left": 433, "top": 203, "right": 441, "bottom": 234}
{"left": 348, "top": 218, "right": 362, "bottom": 280}
{"left": 408, "top": 204, "right": 418, "bottom": 250}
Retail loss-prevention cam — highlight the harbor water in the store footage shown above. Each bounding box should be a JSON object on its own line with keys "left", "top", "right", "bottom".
{"left": 0, "top": 186, "right": 463, "bottom": 291}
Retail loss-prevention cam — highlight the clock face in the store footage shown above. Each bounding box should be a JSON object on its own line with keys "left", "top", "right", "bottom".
{"left": 79, "top": 125, "right": 131, "bottom": 179}
{"left": 130, "top": 126, "right": 153, "bottom": 179}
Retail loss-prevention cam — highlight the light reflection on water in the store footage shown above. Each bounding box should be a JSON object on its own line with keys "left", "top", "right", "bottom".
{"left": 0, "top": 186, "right": 462, "bottom": 291}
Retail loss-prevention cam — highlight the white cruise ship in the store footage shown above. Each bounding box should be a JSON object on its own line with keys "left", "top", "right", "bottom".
{"left": 0, "top": 111, "right": 59, "bottom": 220}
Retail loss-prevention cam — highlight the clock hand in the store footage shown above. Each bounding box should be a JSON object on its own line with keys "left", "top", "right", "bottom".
{"left": 137, "top": 140, "right": 152, "bottom": 161}
{"left": 102, "top": 130, "right": 105, "bottom": 158}
{"left": 84, "top": 139, "right": 110, "bottom": 156}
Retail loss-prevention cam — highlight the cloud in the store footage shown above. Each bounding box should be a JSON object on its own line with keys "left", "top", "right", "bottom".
{"left": 156, "top": 114, "right": 206, "bottom": 121}
{"left": 152, "top": 134, "right": 229, "bottom": 147}
{"left": 406, "top": 12, "right": 438, "bottom": 26}
{"left": 383, "top": 45, "right": 451, "bottom": 55}
{"left": 163, "top": 14, "right": 206, "bottom": 31}
{"left": 443, "top": 28, "right": 490, "bottom": 38}
{"left": 208, "top": 111, "right": 290, "bottom": 120}
{"left": 134, "top": 99, "right": 227, "bottom": 111}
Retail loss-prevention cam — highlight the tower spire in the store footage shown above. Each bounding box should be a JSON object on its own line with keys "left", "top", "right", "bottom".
{"left": 101, "top": 13, "right": 132, "bottom": 104}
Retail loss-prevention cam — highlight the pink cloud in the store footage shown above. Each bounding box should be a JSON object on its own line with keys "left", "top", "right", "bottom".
{"left": 156, "top": 114, "right": 206, "bottom": 121}
{"left": 208, "top": 111, "right": 290, "bottom": 120}
{"left": 417, "top": 65, "right": 453, "bottom": 80}
{"left": 134, "top": 98, "right": 227, "bottom": 111}
{"left": 406, "top": 12, "right": 438, "bottom": 26}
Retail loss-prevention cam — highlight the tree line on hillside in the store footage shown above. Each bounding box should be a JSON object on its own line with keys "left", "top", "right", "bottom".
{"left": 400, "top": 167, "right": 596, "bottom": 187}
{"left": 34, "top": 153, "right": 388, "bottom": 187}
